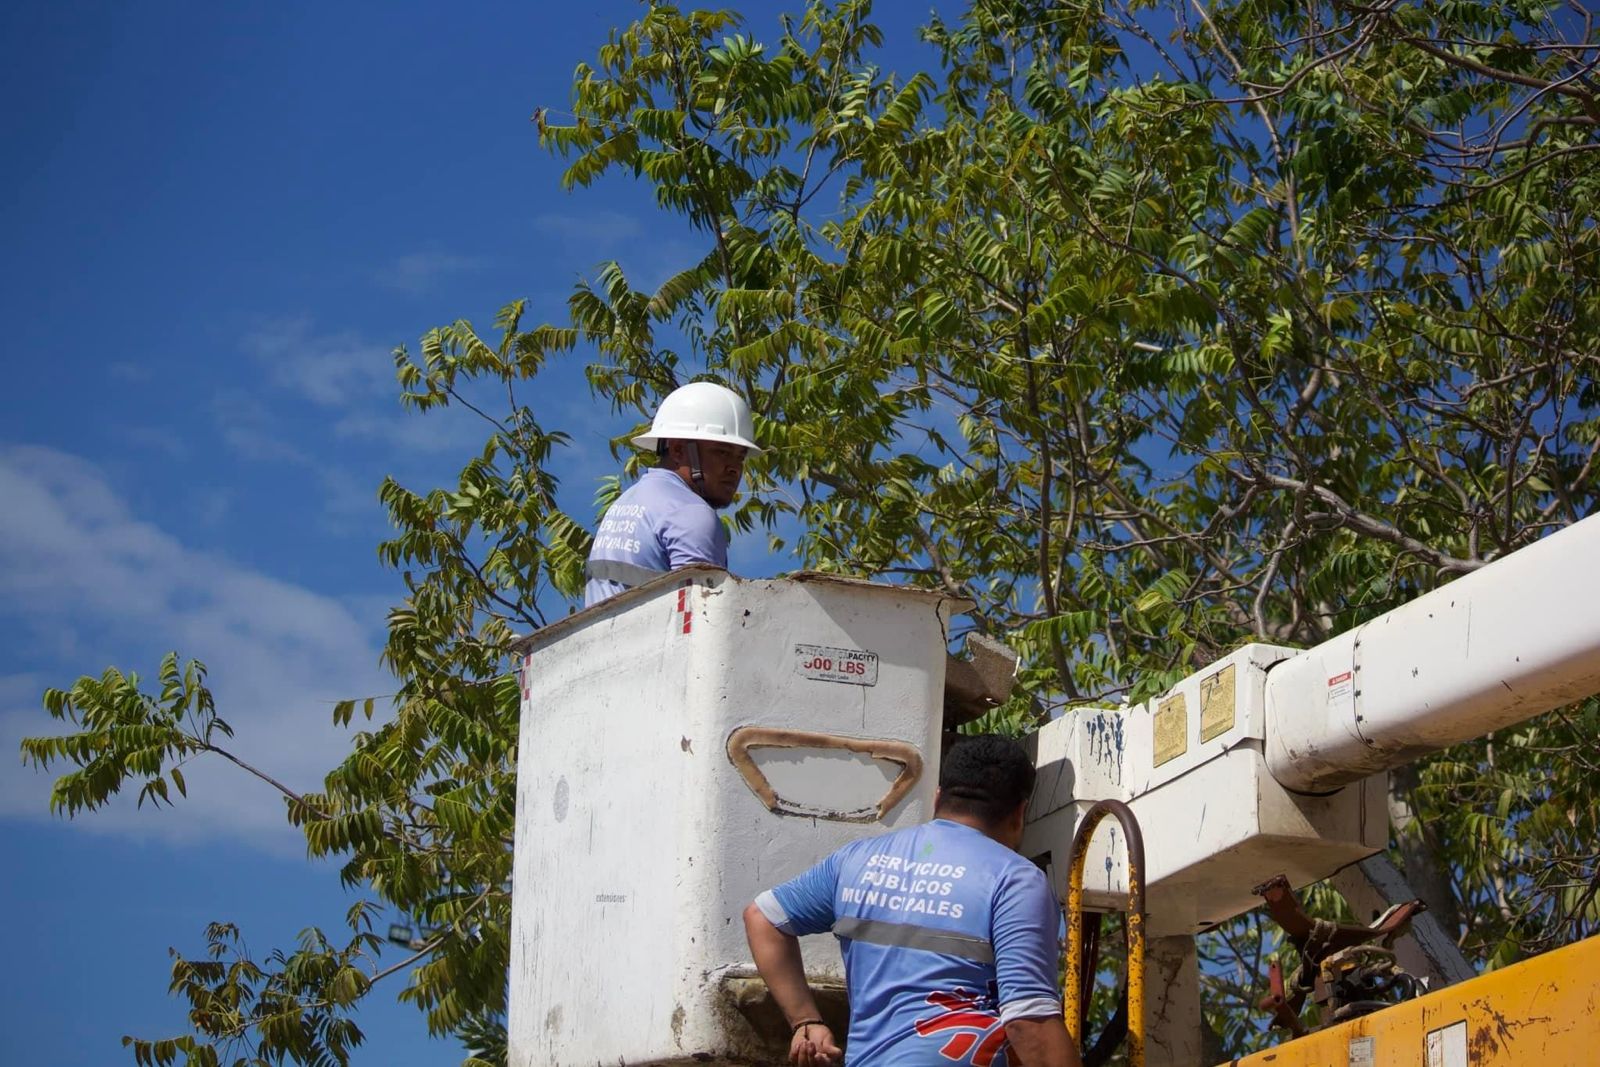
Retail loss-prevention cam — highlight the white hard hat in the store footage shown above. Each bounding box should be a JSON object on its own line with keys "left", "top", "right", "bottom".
{"left": 632, "top": 381, "right": 763, "bottom": 454}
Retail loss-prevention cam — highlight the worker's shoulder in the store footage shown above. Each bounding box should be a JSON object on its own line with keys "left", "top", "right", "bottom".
{"left": 970, "top": 836, "right": 1045, "bottom": 882}
{"left": 827, "top": 822, "right": 922, "bottom": 866}
{"left": 608, "top": 470, "right": 701, "bottom": 515}
{"left": 639, "top": 469, "right": 712, "bottom": 509}
{"left": 840, "top": 820, "right": 1018, "bottom": 869}
{"left": 925, "top": 823, "right": 1048, "bottom": 889}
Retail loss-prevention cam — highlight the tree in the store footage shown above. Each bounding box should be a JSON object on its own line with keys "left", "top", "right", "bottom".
{"left": 23, "top": 1, "right": 1600, "bottom": 1062}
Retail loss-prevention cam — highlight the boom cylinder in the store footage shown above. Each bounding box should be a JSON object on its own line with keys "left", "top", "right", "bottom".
{"left": 1266, "top": 513, "right": 1600, "bottom": 794}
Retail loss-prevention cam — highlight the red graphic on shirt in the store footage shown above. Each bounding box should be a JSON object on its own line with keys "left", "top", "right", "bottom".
{"left": 914, "top": 990, "right": 1012, "bottom": 1067}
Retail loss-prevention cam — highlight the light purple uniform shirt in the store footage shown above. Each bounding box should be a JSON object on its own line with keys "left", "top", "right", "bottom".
{"left": 583, "top": 468, "right": 728, "bottom": 607}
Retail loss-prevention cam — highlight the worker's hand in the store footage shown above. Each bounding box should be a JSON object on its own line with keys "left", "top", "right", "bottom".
{"left": 788, "top": 1022, "right": 842, "bottom": 1067}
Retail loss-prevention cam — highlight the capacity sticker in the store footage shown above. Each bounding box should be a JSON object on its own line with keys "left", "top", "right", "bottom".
{"left": 795, "top": 643, "right": 879, "bottom": 686}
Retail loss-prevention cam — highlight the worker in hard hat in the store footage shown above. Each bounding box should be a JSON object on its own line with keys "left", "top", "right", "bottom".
{"left": 743, "top": 735, "right": 1081, "bottom": 1067}
{"left": 584, "top": 381, "right": 762, "bottom": 608}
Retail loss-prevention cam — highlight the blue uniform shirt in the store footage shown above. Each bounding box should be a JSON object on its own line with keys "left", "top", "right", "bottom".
{"left": 755, "top": 819, "right": 1061, "bottom": 1067}
{"left": 584, "top": 468, "right": 729, "bottom": 607}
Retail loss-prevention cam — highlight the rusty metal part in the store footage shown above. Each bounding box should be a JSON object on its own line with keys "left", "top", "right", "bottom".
{"left": 1257, "top": 960, "right": 1308, "bottom": 1038}
{"left": 1330, "top": 853, "right": 1475, "bottom": 987}
{"left": 1076, "top": 910, "right": 1101, "bottom": 1039}
{"left": 1064, "top": 799, "right": 1147, "bottom": 1067}
{"left": 1254, "top": 874, "right": 1429, "bottom": 956}
{"left": 1080, "top": 916, "right": 1130, "bottom": 1067}
{"left": 1251, "top": 873, "right": 1428, "bottom": 1035}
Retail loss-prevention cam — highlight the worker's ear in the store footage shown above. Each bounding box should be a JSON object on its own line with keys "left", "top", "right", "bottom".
{"left": 1005, "top": 799, "right": 1028, "bottom": 846}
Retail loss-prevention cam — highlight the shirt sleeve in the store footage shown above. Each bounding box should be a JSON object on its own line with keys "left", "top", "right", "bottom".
{"left": 989, "top": 862, "right": 1064, "bottom": 1023}
{"left": 759, "top": 851, "right": 843, "bottom": 937}
{"left": 659, "top": 499, "right": 729, "bottom": 569}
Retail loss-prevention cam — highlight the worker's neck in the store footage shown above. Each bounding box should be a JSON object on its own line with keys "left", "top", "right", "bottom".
{"left": 935, "top": 809, "right": 1011, "bottom": 845}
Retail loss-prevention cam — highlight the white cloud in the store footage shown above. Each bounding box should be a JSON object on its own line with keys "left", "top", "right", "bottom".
{"left": 0, "top": 445, "right": 390, "bottom": 853}
{"left": 332, "top": 408, "right": 484, "bottom": 454}
{"left": 108, "top": 361, "right": 152, "bottom": 382}
{"left": 190, "top": 486, "right": 235, "bottom": 528}
{"left": 108, "top": 363, "right": 152, "bottom": 383}
{"left": 314, "top": 463, "right": 383, "bottom": 529}
{"left": 534, "top": 210, "right": 704, "bottom": 296}
{"left": 231, "top": 318, "right": 481, "bottom": 458}
{"left": 242, "top": 317, "right": 395, "bottom": 409}
{"left": 378, "top": 250, "right": 484, "bottom": 295}
{"left": 221, "top": 316, "right": 532, "bottom": 534}
{"left": 115, "top": 424, "right": 189, "bottom": 458}
{"left": 533, "top": 209, "right": 643, "bottom": 248}
{"left": 211, "top": 388, "right": 311, "bottom": 463}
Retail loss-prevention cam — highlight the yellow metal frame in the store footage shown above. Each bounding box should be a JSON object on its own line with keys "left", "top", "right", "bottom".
{"left": 1063, "top": 799, "right": 1146, "bottom": 1067}
{"left": 1228, "top": 932, "right": 1600, "bottom": 1066}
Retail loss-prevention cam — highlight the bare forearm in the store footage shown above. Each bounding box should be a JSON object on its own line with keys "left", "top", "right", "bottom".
{"left": 1004, "top": 1015, "right": 1081, "bottom": 1067}
{"left": 743, "top": 903, "right": 822, "bottom": 1025}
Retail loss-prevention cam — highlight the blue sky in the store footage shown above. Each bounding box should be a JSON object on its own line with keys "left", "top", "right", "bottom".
{"left": 0, "top": 2, "right": 963, "bottom": 1063}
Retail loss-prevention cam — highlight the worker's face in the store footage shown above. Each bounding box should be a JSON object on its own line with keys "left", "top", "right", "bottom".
{"left": 670, "top": 440, "right": 748, "bottom": 509}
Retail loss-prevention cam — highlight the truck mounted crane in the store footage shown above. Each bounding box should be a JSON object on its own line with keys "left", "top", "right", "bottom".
{"left": 506, "top": 513, "right": 1600, "bottom": 1067}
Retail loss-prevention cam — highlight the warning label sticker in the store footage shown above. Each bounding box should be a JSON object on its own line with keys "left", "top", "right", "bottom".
{"left": 795, "top": 644, "right": 879, "bottom": 686}
{"left": 1328, "top": 669, "right": 1355, "bottom": 720}
{"left": 1199, "top": 664, "right": 1236, "bottom": 743}
{"left": 1153, "top": 692, "right": 1188, "bottom": 767}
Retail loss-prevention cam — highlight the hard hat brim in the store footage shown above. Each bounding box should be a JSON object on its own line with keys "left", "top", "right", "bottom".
{"left": 632, "top": 430, "right": 763, "bottom": 454}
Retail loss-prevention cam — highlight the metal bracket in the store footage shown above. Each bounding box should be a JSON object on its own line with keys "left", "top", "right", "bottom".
{"left": 1252, "top": 873, "right": 1427, "bottom": 1033}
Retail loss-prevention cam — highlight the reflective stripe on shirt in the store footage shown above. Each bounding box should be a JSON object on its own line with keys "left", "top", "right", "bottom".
{"left": 834, "top": 916, "right": 995, "bottom": 963}
{"left": 585, "top": 559, "right": 666, "bottom": 589}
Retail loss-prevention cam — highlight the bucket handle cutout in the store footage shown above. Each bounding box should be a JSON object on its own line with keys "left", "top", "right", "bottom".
{"left": 725, "top": 727, "right": 923, "bottom": 823}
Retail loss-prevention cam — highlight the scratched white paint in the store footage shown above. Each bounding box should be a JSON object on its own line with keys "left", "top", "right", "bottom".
{"left": 506, "top": 570, "right": 962, "bottom": 1067}
{"left": 749, "top": 748, "right": 900, "bottom": 817}
{"left": 1267, "top": 512, "right": 1600, "bottom": 792}
{"left": 1020, "top": 644, "right": 1386, "bottom": 937}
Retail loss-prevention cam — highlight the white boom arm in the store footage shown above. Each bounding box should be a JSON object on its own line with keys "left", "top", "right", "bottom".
{"left": 1266, "top": 512, "right": 1600, "bottom": 793}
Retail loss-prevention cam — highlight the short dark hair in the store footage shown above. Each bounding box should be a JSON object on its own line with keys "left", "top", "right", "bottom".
{"left": 936, "top": 734, "right": 1036, "bottom": 825}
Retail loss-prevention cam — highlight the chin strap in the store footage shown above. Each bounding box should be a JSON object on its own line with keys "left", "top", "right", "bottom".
{"left": 682, "top": 441, "right": 709, "bottom": 498}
